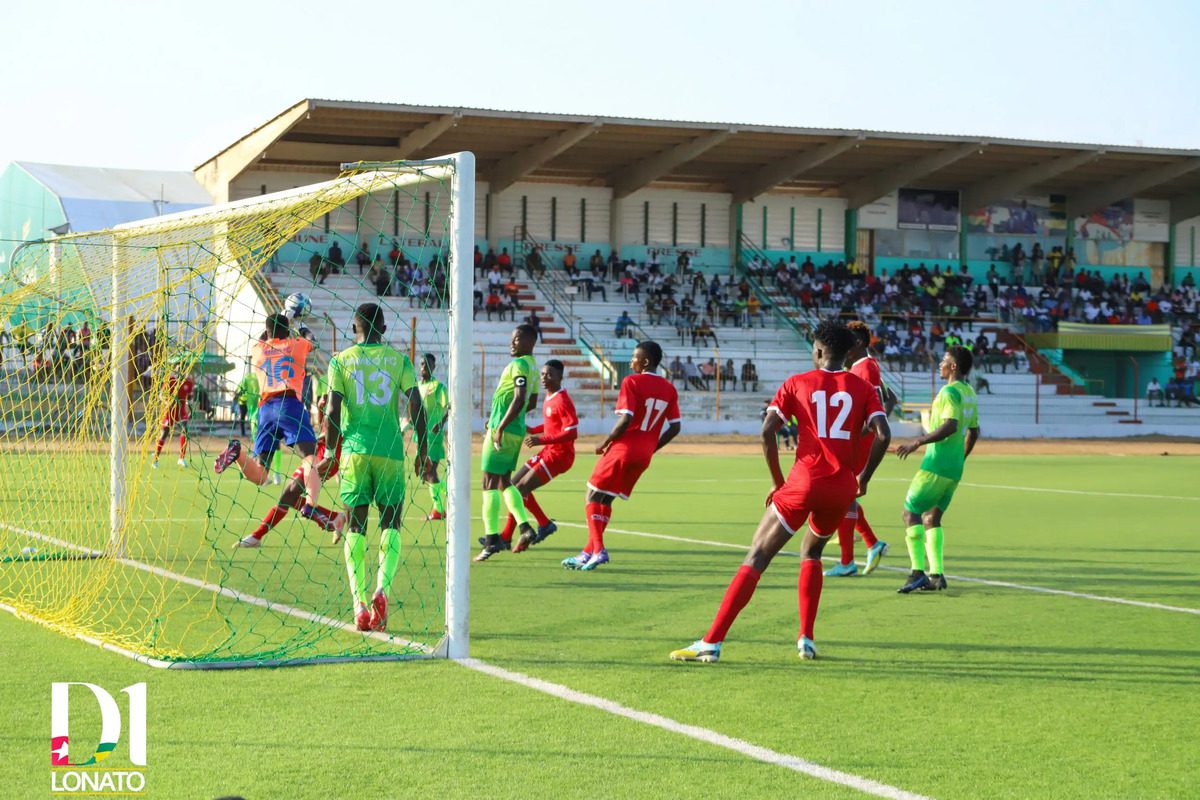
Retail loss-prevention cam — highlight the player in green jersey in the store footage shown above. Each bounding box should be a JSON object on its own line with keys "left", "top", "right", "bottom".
{"left": 416, "top": 353, "right": 450, "bottom": 521}
{"left": 324, "top": 303, "right": 428, "bottom": 631}
{"left": 895, "top": 345, "right": 981, "bottom": 593}
{"left": 474, "top": 324, "right": 539, "bottom": 562}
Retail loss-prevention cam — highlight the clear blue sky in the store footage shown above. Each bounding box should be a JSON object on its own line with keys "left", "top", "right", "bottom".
{"left": 0, "top": 0, "right": 1195, "bottom": 170}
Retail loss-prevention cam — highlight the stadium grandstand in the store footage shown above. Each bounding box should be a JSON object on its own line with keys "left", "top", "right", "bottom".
{"left": 4, "top": 98, "right": 1200, "bottom": 436}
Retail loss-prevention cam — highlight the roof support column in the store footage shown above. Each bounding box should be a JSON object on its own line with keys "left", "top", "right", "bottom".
{"left": 729, "top": 203, "right": 742, "bottom": 272}
{"left": 610, "top": 196, "right": 627, "bottom": 263}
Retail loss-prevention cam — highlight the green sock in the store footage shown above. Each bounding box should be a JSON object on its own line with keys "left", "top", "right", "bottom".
{"left": 482, "top": 489, "right": 504, "bottom": 537}
{"left": 925, "top": 527, "right": 944, "bottom": 574}
{"left": 905, "top": 525, "right": 927, "bottom": 572}
{"left": 343, "top": 531, "right": 368, "bottom": 606}
{"left": 502, "top": 485, "right": 533, "bottom": 527}
{"left": 429, "top": 481, "right": 446, "bottom": 514}
{"left": 376, "top": 528, "right": 402, "bottom": 594}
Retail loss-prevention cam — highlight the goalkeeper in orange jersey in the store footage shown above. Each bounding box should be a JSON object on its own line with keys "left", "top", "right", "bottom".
{"left": 233, "top": 392, "right": 345, "bottom": 548}
{"left": 214, "top": 313, "right": 334, "bottom": 529}
{"left": 153, "top": 370, "right": 194, "bottom": 469}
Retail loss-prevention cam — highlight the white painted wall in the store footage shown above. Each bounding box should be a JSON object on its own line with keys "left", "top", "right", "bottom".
{"left": 618, "top": 188, "right": 731, "bottom": 248}
{"left": 740, "top": 195, "right": 846, "bottom": 252}
{"left": 1174, "top": 215, "right": 1200, "bottom": 266}
{"left": 491, "top": 182, "right": 612, "bottom": 244}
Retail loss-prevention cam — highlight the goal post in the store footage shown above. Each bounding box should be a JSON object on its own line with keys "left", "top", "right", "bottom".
{"left": 0, "top": 153, "right": 476, "bottom": 667}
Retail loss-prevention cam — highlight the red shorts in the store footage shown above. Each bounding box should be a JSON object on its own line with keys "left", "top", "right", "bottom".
{"left": 161, "top": 406, "right": 189, "bottom": 427}
{"left": 525, "top": 446, "right": 575, "bottom": 480}
{"left": 291, "top": 440, "right": 341, "bottom": 481}
{"left": 588, "top": 445, "right": 653, "bottom": 500}
{"left": 770, "top": 472, "right": 857, "bottom": 537}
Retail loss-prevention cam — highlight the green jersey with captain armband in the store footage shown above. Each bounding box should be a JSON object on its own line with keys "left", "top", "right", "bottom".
{"left": 488, "top": 355, "right": 537, "bottom": 434}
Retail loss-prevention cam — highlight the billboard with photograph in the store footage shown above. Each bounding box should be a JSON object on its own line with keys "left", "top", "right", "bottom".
{"left": 967, "top": 195, "right": 1066, "bottom": 237}
{"left": 897, "top": 188, "right": 959, "bottom": 231}
{"left": 1075, "top": 200, "right": 1134, "bottom": 240}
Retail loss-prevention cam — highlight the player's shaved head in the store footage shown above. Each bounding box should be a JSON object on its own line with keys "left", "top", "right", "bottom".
{"left": 812, "top": 319, "right": 855, "bottom": 364}
{"left": 946, "top": 345, "right": 974, "bottom": 376}
{"left": 266, "top": 313, "right": 290, "bottom": 339}
{"left": 354, "top": 303, "right": 386, "bottom": 341}
{"left": 635, "top": 340, "right": 663, "bottom": 369}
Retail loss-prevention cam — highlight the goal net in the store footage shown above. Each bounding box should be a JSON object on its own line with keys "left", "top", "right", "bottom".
{"left": 0, "top": 155, "right": 474, "bottom": 667}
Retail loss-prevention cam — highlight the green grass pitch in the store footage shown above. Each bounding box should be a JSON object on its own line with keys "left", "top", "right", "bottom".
{"left": 1, "top": 448, "right": 1197, "bottom": 799}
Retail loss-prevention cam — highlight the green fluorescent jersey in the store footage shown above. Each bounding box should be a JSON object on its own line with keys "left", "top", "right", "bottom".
{"left": 489, "top": 355, "right": 537, "bottom": 435}
{"left": 237, "top": 373, "right": 260, "bottom": 406}
{"left": 328, "top": 342, "right": 417, "bottom": 458}
{"left": 419, "top": 379, "right": 450, "bottom": 434}
{"left": 920, "top": 380, "right": 979, "bottom": 481}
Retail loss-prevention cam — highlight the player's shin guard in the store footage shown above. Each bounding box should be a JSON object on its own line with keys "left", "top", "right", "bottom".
{"left": 251, "top": 505, "right": 290, "bottom": 540}
{"left": 481, "top": 490, "right": 504, "bottom": 537}
{"left": 584, "top": 502, "right": 610, "bottom": 553}
{"left": 343, "top": 531, "right": 368, "bottom": 606}
{"left": 523, "top": 492, "right": 551, "bottom": 527}
{"left": 905, "top": 525, "right": 928, "bottom": 571}
{"left": 429, "top": 481, "right": 446, "bottom": 514}
{"left": 154, "top": 438, "right": 165, "bottom": 458}
{"left": 502, "top": 485, "right": 533, "bottom": 528}
{"left": 178, "top": 432, "right": 187, "bottom": 459}
{"left": 798, "top": 559, "right": 823, "bottom": 640}
{"left": 855, "top": 509, "right": 878, "bottom": 548}
{"left": 300, "top": 457, "right": 321, "bottom": 508}
{"left": 836, "top": 514, "right": 857, "bottom": 566}
{"left": 925, "top": 527, "right": 945, "bottom": 574}
{"left": 376, "top": 528, "right": 402, "bottom": 594}
{"left": 703, "top": 564, "right": 762, "bottom": 644}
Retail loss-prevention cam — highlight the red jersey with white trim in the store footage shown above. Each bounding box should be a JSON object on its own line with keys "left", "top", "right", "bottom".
{"left": 769, "top": 368, "right": 884, "bottom": 483}
{"left": 527, "top": 389, "right": 579, "bottom": 455}
{"left": 167, "top": 374, "right": 194, "bottom": 411}
{"left": 613, "top": 372, "right": 681, "bottom": 456}
{"left": 849, "top": 355, "right": 884, "bottom": 471}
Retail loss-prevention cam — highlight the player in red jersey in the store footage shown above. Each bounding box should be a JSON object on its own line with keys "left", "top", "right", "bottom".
{"left": 826, "top": 320, "right": 892, "bottom": 577}
{"left": 563, "top": 340, "right": 681, "bottom": 571}
{"left": 233, "top": 393, "right": 345, "bottom": 548}
{"left": 153, "top": 371, "right": 194, "bottom": 469}
{"left": 670, "top": 320, "right": 891, "bottom": 662}
{"left": 493, "top": 360, "right": 579, "bottom": 552}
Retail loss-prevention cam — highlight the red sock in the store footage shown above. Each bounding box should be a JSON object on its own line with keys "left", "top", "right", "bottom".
{"left": 154, "top": 438, "right": 165, "bottom": 458}
{"left": 500, "top": 514, "right": 516, "bottom": 542}
{"left": 798, "top": 559, "right": 823, "bottom": 641}
{"left": 855, "top": 510, "right": 878, "bottom": 548}
{"left": 585, "top": 502, "right": 610, "bottom": 553}
{"left": 178, "top": 433, "right": 187, "bottom": 459}
{"left": 703, "top": 564, "right": 762, "bottom": 643}
{"left": 836, "top": 514, "right": 857, "bottom": 566}
{"left": 251, "top": 505, "right": 290, "bottom": 540}
{"left": 523, "top": 493, "right": 551, "bottom": 527}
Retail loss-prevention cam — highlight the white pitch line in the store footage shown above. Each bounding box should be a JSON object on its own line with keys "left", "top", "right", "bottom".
{"left": 0, "top": 521, "right": 432, "bottom": 654}
{"left": 457, "top": 657, "right": 931, "bottom": 800}
{"left": 555, "top": 522, "right": 1200, "bottom": 616}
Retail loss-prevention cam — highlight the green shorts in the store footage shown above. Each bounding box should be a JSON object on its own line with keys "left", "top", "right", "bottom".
{"left": 904, "top": 470, "right": 959, "bottom": 515}
{"left": 481, "top": 429, "right": 523, "bottom": 475}
{"left": 340, "top": 454, "right": 407, "bottom": 509}
{"left": 426, "top": 433, "right": 446, "bottom": 463}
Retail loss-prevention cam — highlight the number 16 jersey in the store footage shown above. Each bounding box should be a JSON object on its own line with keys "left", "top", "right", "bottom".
{"left": 768, "top": 368, "right": 884, "bottom": 484}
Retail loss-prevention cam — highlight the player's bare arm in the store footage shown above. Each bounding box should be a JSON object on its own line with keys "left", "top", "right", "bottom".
{"left": 964, "top": 425, "right": 981, "bottom": 458}
{"left": 856, "top": 414, "right": 892, "bottom": 496}
{"left": 407, "top": 386, "right": 429, "bottom": 476}
{"left": 595, "top": 414, "right": 632, "bottom": 455}
{"left": 324, "top": 391, "right": 344, "bottom": 454}
{"left": 654, "top": 419, "right": 681, "bottom": 452}
{"left": 760, "top": 409, "right": 788, "bottom": 492}
{"left": 896, "top": 418, "right": 957, "bottom": 459}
